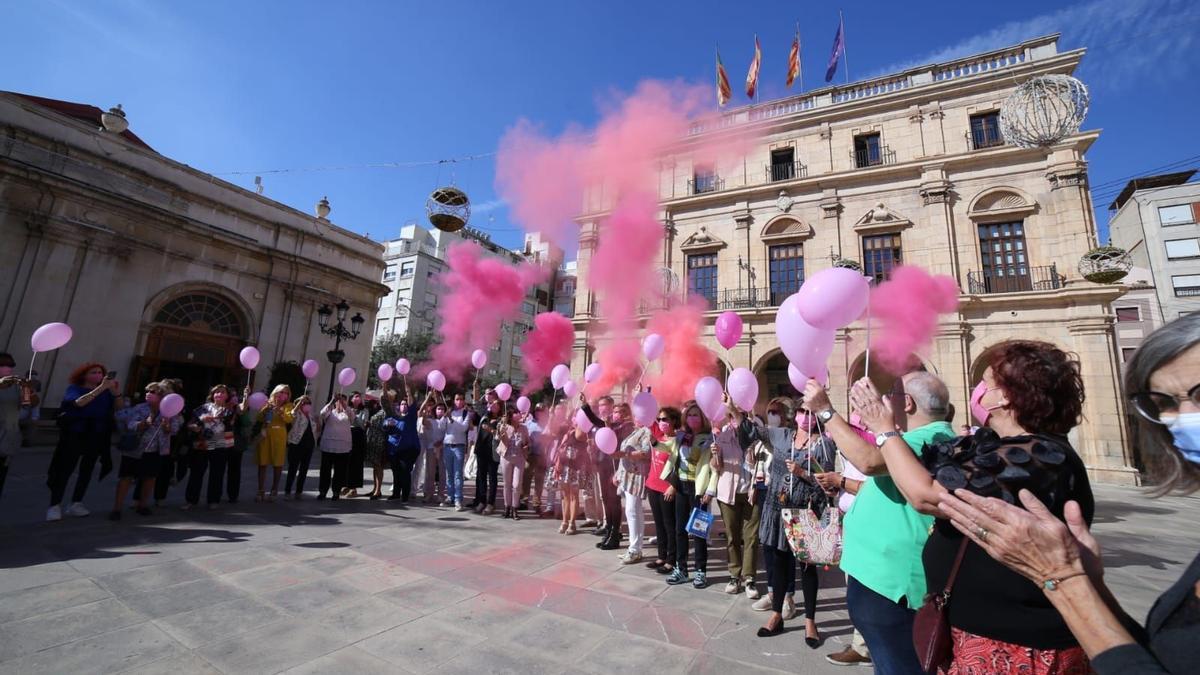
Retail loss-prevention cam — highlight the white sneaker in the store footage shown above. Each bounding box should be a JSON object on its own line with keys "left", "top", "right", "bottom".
{"left": 745, "top": 582, "right": 761, "bottom": 600}
{"left": 645, "top": 536, "right": 657, "bottom": 545}
{"left": 618, "top": 551, "right": 643, "bottom": 564}
{"left": 441, "top": 499, "right": 453, "bottom": 507}
{"left": 751, "top": 595, "right": 773, "bottom": 612}
{"left": 455, "top": 503, "right": 467, "bottom": 512}
{"left": 724, "top": 580, "right": 741, "bottom": 594}
{"left": 46, "top": 505, "right": 63, "bottom": 521}
{"left": 66, "top": 502, "right": 90, "bottom": 517}
{"left": 782, "top": 595, "right": 797, "bottom": 620}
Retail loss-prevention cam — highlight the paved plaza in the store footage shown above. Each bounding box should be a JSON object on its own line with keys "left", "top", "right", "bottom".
{"left": 0, "top": 446, "right": 1197, "bottom": 674}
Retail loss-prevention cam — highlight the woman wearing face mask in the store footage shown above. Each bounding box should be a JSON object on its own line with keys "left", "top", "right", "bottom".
{"left": 714, "top": 392, "right": 768, "bottom": 600}
{"left": 284, "top": 395, "right": 318, "bottom": 499}
{"left": 0, "top": 352, "right": 34, "bottom": 500}
{"left": 184, "top": 385, "right": 237, "bottom": 510}
{"left": 111, "top": 382, "right": 182, "bottom": 518}
{"left": 343, "top": 391, "right": 368, "bottom": 498}
{"left": 46, "top": 362, "right": 119, "bottom": 520}
{"left": 552, "top": 423, "right": 589, "bottom": 534}
{"left": 497, "top": 410, "right": 530, "bottom": 520}
{"left": 934, "top": 316, "right": 1200, "bottom": 674}
{"left": 614, "top": 401, "right": 652, "bottom": 564}
{"left": 317, "top": 394, "right": 353, "bottom": 500}
{"left": 659, "top": 402, "right": 717, "bottom": 588}
{"left": 645, "top": 407, "right": 681, "bottom": 575}
{"left": 365, "top": 391, "right": 393, "bottom": 500}
{"left": 255, "top": 385, "right": 294, "bottom": 502}
{"left": 840, "top": 340, "right": 1095, "bottom": 673}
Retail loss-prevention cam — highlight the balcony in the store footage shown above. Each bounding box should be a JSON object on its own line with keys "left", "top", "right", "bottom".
{"left": 688, "top": 175, "right": 725, "bottom": 195}
{"left": 714, "top": 286, "right": 800, "bottom": 310}
{"left": 1175, "top": 287, "right": 1200, "bottom": 297}
{"left": 967, "top": 264, "right": 1064, "bottom": 294}
{"left": 852, "top": 145, "right": 896, "bottom": 169}
{"left": 966, "top": 128, "right": 1005, "bottom": 151}
{"left": 767, "top": 162, "right": 808, "bottom": 182}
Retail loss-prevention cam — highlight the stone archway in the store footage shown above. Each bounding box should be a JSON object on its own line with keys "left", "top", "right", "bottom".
{"left": 846, "top": 350, "right": 932, "bottom": 398}
{"left": 752, "top": 349, "right": 799, "bottom": 405}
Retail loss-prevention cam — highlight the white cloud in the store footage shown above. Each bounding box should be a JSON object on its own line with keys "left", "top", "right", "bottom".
{"left": 472, "top": 198, "right": 508, "bottom": 214}
{"left": 868, "top": 0, "right": 1200, "bottom": 91}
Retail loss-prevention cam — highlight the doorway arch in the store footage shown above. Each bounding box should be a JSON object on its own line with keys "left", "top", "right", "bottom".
{"left": 847, "top": 351, "right": 932, "bottom": 398}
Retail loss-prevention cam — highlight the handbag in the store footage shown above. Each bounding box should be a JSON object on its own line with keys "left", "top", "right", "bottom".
{"left": 913, "top": 538, "right": 969, "bottom": 674}
{"left": 781, "top": 504, "right": 843, "bottom": 565}
{"left": 686, "top": 504, "right": 714, "bottom": 539}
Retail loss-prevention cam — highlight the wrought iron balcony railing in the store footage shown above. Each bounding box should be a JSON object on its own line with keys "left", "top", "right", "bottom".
{"left": 767, "top": 161, "right": 808, "bottom": 182}
{"left": 967, "top": 264, "right": 1064, "bottom": 294}
{"left": 688, "top": 175, "right": 725, "bottom": 195}
{"left": 852, "top": 145, "right": 896, "bottom": 169}
{"left": 966, "top": 128, "right": 1005, "bottom": 151}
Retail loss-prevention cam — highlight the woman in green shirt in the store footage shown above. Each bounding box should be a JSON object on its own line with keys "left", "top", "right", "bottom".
{"left": 659, "top": 402, "right": 716, "bottom": 588}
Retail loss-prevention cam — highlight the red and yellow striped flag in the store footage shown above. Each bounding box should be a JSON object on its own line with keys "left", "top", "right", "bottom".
{"left": 786, "top": 29, "right": 802, "bottom": 88}
{"left": 716, "top": 49, "right": 732, "bottom": 106}
{"left": 746, "top": 35, "right": 761, "bottom": 99}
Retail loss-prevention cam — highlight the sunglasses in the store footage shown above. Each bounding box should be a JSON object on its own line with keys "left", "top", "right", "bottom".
{"left": 1131, "top": 383, "right": 1200, "bottom": 424}
{"left": 656, "top": 417, "right": 671, "bottom": 422}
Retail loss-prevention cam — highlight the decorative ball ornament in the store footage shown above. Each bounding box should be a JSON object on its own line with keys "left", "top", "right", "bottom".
{"left": 832, "top": 257, "right": 862, "bottom": 272}
{"left": 1078, "top": 245, "right": 1131, "bottom": 284}
{"left": 999, "top": 75, "right": 1090, "bottom": 149}
{"left": 426, "top": 186, "right": 471, "bottom": 232}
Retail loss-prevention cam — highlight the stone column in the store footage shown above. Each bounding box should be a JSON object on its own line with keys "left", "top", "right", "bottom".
{"left": 919, "top": 164, "right": 959, "bottom": 283}
{"left": 1067, "top": 316, "right": 1140, "bottom": 485}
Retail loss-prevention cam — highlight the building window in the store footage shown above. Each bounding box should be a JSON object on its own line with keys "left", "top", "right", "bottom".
{"left": 1121, "top": 347, "right": 1138, "bottom": 363}
{"left": 383, "top": 266, "right": 396, "bottom": 282}
{"left": 853, "top": 133, "right": 882, "bottom": 168}
{"left": 523, "top": 301, "right": 536, "bottom": 315}
{"left": 1166, "top": 238, "right": 1200, "bottom": 259}
{"left": 769, "top": 244, "right": 804, "bottom": 305}
{"left": 1115, "top": 307, "right": 1141, "bottom": 322}
{"left": 687, "top": 253, "right": 718, "bottom": 306}
{"left": 400, "top": 262, "right": 415, "bottom": 277}
{"left": 376, "top": 319, "right": 389, "bottom": 336}
{"left": 1158, "top": 204, "right": 1195, "bottom": 226}
{"left": 691, "top": 165, "right": 721, "bottom": 194}
{"left": 977, "top": 221, "right": 1031, "bottom": 293}
{"left": 769, "top": 148, "right": 796, "bottom": 182}
{"left": 862, "top": 234, "right": 902, "bottom": 283}
{"left": 969, "top": 111, "right": 1003, "bottom": 149}
{"left": 1172, "top": 274, "right": 1200, "bottom": 297}
{"left": 425, "top": 292, "right": 438, "bottom": 308}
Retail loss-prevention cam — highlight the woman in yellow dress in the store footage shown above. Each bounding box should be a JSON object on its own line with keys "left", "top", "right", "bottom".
{"left": 255, "top": 384, "right": 295, "bottom": 501}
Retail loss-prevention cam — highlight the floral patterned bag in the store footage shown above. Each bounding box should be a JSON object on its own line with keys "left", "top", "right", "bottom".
{"left": 781, "top": 504, "right": 843, "bottom": 565}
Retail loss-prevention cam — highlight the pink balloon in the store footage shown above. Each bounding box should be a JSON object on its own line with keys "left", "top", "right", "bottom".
{"left": 426, "top": 370, "right": 446, "bottom": 392}
{"left": 562, "top": 380, "right": 578, "bottom": 398}
{"left": 495, "top": 382, "right": 513, "bottom": 401}
{"left": 471, "top": 349, "right": 488, "bottom": 370}
{"left": 775, "top": 294, "right": 836, "bottom": 375}
{"left": 632, "top": 391, "right": 658, "bottom": 427}
{"left": 642, "top": 334, "right": 665, "bottom": 362}
{"left": 516, "top": 396, "right": 531, "bottom": 413}
{"left": 795, "top": 267, "right": 870, "bottom": 330}
{"left": 247, "top": 392, "right": 268, "bottom": 410}
{"left": 726, "top": 367, "right": 759, "bottom": 412}
{"left": 301, "top": 359, "right": 320, "bottom": 379}
{"left": 395, "top": 358, "right": 411, "bottom": 375}
{"left": 159, "top": 393, "right": 185, "bottom": 419}
{"left": 338, "top": 367, "right": 356, "bottom": 387}
{"left": 714, "top": 312, "right": 743, "bottom": 350}
{"left": 788, "top": 362, "right": 828, "bottom": 391}
{"left": 574, "top": 407, "right": 594, "bottom": 433}
{"left": 584, "top": 363, "right": 603, "bottom": 384}
{"left": 239, "top": 346, "right": 260, "bottom": 370}
{"left": 30, "top": 322, "right": 73, "bottom": 353}
{"left": 595, "top": 427, "right": 618, "bottom": 455}
{"left": 551, "top": 364, "right": 571, "bottom": 390}
{"left": 713, "top": 404, "right": 730, "bottom": 424}
{"left": 377, "top": 363, "right": 394, "bottom": 382}
{"left": 693, "top": 376, "right": 723, "bottom": 420}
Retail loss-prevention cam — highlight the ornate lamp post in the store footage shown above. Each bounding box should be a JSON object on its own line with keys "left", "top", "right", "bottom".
{"left": 317, "top": 299, "right": 365, "bottom": 396}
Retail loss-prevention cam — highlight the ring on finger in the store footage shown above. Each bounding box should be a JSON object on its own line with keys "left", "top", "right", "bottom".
{"left": 976, "top": 526, "right": 989, "bottom": 541}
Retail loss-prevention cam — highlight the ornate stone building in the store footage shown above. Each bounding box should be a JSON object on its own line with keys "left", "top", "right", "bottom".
{"left": 569, "top": 35, "right": 1138, "bottom": 484}
{"left": 0, "top": 92, "right": 387, "bottom": 410}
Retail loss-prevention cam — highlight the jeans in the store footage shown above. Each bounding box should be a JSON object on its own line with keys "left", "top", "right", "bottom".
{"left": 501, "top": 456, "right": 523, "bottom": 509}
{"left": 647, "top": 489, "right": 676, "bottom": 564}
{"left": 390, "top": 453, "right": 414, "bottom": 500}
{"left": 846, "top": 575, "right": 924, "bottom": 675}
{"left": 318, "top": 451, "right": 348, "bottom": 498}
{"left": 623, "top": 492, "right": 645, "bottom": 554}
{"left": 717, "top": 492, "right": 761, "bottom": 582}
{"left": 673, "top": 480, "right": 707, "bottom": 574}
{"left": 285, "top": 441, "right": 314, "bottom": 495}
{"left": 473, "top": 452, "right": 498, "bottom": 507}
{"left": 47, "top": 431, "right": 104, "bottom": 506}
{"left": 442, "top": 444, "right": 465, "bottom": 504}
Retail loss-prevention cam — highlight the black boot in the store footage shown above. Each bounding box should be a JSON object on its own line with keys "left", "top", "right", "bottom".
{"left": 597, "top": 528, "right": 622, "bottom": 550}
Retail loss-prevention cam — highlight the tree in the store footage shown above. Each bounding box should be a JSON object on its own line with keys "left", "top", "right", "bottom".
{"left": 369, "top": 333, "right": 434, "bottom": 388}
{"left": 267, "top": 360, "right": 306, "bottom": 400}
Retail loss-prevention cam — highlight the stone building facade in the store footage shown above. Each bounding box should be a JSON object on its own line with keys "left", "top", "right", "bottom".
{"left": 0, "top": 92, "right": 388, "bottom": 411}
{"left": 569, "top": 35, "right": 1138, "bottom": 484}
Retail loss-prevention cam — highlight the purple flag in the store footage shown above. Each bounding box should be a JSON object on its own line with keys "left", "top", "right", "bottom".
{"left": 824, "top": 17, "right": 844, "bottom": 83}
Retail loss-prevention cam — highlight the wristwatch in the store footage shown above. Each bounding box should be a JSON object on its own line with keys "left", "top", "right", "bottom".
{"left": 874, "top": 431, "right": 901, "bottom": 448}
{"left": 816, "top": 408, "right": 835, "bottom": 424}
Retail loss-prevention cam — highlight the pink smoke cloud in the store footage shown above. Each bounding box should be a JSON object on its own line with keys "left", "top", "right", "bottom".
{"left": 429, "top": 241, "right": 547, "bottom": 381}
{"left": 585, "top": 339, "right": 643, "bottom": 400}
{"left": 645, "top": 301, "right": 718, "bottom": 407}
{"left": 494, "top": 120, "right": 587, "bottom": 248}
{"left": 519, "top": 311, "right": 575, "bottom": 394}
{"left": 868, "top": 266, "right": 960, "bottom": 375}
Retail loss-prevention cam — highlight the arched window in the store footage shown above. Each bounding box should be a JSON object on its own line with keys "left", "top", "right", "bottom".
{"left": 154, "top": 294, "right": 244, "bottom": 336}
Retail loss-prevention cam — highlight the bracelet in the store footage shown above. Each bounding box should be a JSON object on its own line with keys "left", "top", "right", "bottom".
{"left": 839, "top": 476, "right": 847, "bottom": 490}
{"left": 1042, "top": 571, "right": 1088, "bottom": 591}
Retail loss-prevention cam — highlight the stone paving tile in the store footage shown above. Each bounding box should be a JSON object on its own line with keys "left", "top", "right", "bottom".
{"left": 0, "top": 560, "right": 84, "bottom": 595}
{"left": 429, "top": 560, "right": 526, "bottom": 592}
{"left": 356, "top": 615, "right": 489, "bottom": 672}
{"left": 314, "top": 594, "right": 422, "bottom": 643}
{"left": 188, "top": 546, "right": 286, "bottom": 575}
{"left": 282, "top": 645, "right": 407, "bottom": 675}
{"left": 621, "top": 603, "right": 726, "bottom": 651}
{"left": 0, "top": 577, "right": 112, "bottom": 624}
{"left": 221, "top": 559, "right": 327, "bottom": 594}
{"left": 395, "top": 550, "right": 478, "bottom": 575}
{"left": 194, "top": 617, "right": 351, "bottom": 674}
{"left": 531, "top": 560, "right": 615, "bottom": 588}
{"left": 260, "top": 576, "right": 367, "bottom": 615}
{"left": 94, "top": 559, "right": 210, "bottom": 597}
{"left": 576, "top": 632, "right": 697, "bottom": 675}
{"left": 488, "top": 576, "right": 580, "bottom": 610}
{"left": 431, "top": 593, "right": 542, "bottom": 637}
{"left": 339, "top": 561, "right": 430, "bottom": 593}
{"left": 0, "top": 597, "right": 145, "bottom": 661}
{"left": 118, "top": 651, "right": 223, "bottom": 675}
{"left": 0, "top": 621, "right": 190, "bottom": 675}
{"left": 433, "top": 643, "right": 567, "bottom": 675}
{"left": 117, "top": 576, "right": 249, "bottom": 620}
{"left": 543, "top": 587, "right": 649, "bottom": 630}
{"left": 378, "top": 576, "right": 481, "bottom": 614}
{"left": 152, "top": 595, "right": 287, "bottom": 649}
{"left": 504, "top": 611, "right": 614, "bottom": 663}
{"left": 686, "top": 652, "right": 792, "bottom": 675}
{"left": 357, "top": 537, "right": 429, "bottom": 564}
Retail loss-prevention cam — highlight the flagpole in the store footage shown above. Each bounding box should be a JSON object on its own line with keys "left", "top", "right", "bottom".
{"left": 840, "top": 10, "right": 850, "bottom": 84}
{"left": 797, "top": 22, "right": 804, "bottom": 93}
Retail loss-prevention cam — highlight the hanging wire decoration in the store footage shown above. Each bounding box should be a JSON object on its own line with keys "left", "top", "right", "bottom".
{"left": 999, "top": 75, "right": 1090, "bottom": 149}
{"left": 426, "top": 186, "right": 471, "bottom": 232}
{"left": 1078, "top": 245, "right": 1132, "bottom": 284}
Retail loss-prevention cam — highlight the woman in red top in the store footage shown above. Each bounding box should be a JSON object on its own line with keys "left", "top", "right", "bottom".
{"left": 644, "top": 407, "right": 682, "bottom": 576}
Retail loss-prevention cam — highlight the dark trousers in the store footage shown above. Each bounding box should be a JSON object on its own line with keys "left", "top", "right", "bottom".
{"left": 184, "top": 449, "right": 209, "bottom": 505}
{"left": 150, "top": 454, "right": 175, "bottom": 502}
{"left": 226, "top": 447, "right": 243, "bottom": 502}
{"left": 285, "top": 441, "right": 314, "bottom": 494}
{"left": 672, "top": 480, "right": 707, "bottom": 573}
{"left": 846, "top": 575, "right": 924, "bottom": 675}
{"left": 319, "top": 451, "right": 349, "bottom": 498}
{"left": 348, "top": 427, "right": 366, "bottom": 489}
{"left": 596, "top": 457, "right": 621, "bottom": 527}
{"left": 0, "top": 456, "right": 9, "bottom": 501}
{"left": 47, "top": 434, "right": 103, "bottom": 506}
{"left": 763, "top": 544, "right": 819, "bottom": 618}
{"left": 473, "top": 453, "right": 498, "bottom": 506}
{"left": 189, "top": 448, "right": 229, "bottom": 505}
{"left": 648, "top": 489, "right": 677, "bottom": 564}
{"left": 390, "top": 452, "right": 415, "bottom": 500}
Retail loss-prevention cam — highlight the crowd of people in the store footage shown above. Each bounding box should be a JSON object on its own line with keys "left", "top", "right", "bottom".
{"left": 0, "top": 313, "right": 1196, "bottom": 673}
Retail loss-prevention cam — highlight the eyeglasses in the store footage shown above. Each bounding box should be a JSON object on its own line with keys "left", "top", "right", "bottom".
{"left": 656, "top": 417, "right": 671, "bottom": 422}
{"left": 1131, "top": 383, "right": 1200, "bottom": 424}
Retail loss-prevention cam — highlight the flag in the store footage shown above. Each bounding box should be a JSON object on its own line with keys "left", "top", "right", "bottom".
{"left": 786, "top": 29, "right": 801, "bottom": 88}
{"left": 746, "top": 35, "right": 761, "bottom": 99}
{"left": 716, "top": 50, "right": 732, "bottom": 106}
{"left": 824, "top": 16, "right": 845, "bottom": 83}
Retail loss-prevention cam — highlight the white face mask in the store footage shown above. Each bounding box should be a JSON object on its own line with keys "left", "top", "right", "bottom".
{"left": 766, "top": 413, "right": 782, "bottom": 428}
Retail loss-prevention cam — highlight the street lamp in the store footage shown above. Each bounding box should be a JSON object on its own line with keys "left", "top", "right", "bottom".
{"left": 316, "top": 300, "right": 365, "bottom": 397}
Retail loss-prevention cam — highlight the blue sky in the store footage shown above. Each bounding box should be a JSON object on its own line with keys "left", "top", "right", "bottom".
{"left": 5, "top": 0, "right": 1199, "bottom": 254}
